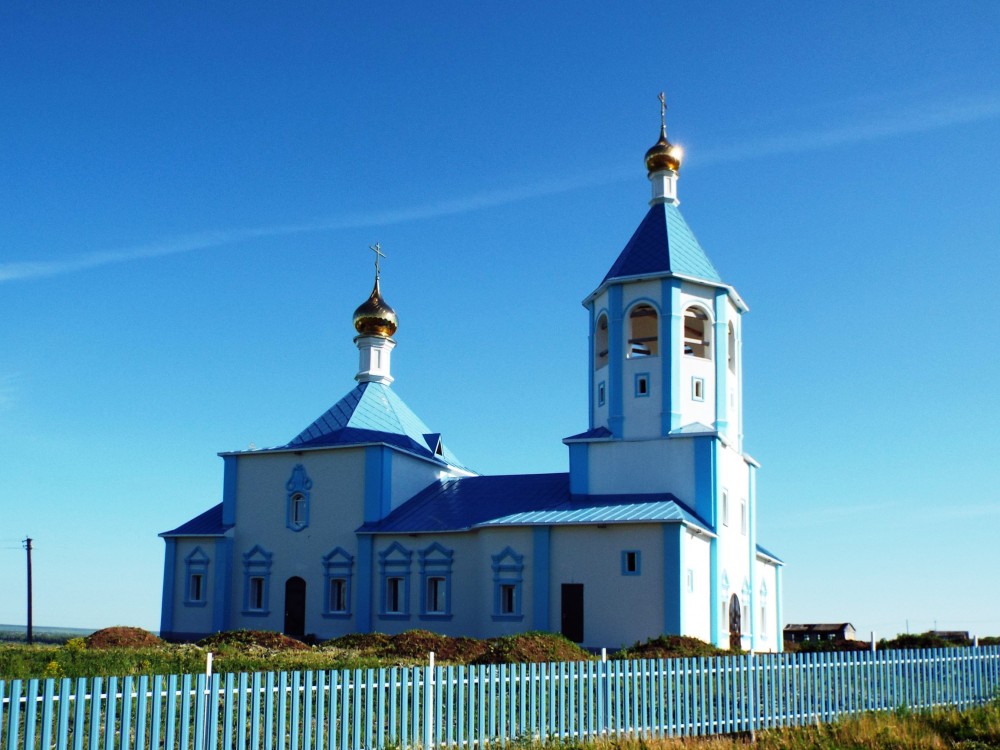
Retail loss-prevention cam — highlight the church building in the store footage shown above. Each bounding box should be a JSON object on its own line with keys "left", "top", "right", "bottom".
{"left": 159, "top": 107, "right": 784, "bottom": 651}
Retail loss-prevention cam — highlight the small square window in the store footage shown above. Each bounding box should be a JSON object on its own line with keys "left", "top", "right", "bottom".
{"left": 622, "top": 550, "right": 640, "bottom": 576}
{"left": 597, "top": 381, "right": 606, "bottom": 407}
{"left": 692, "top": 377, "right": 705, "bottom": 401}
{"left": 635, "top": 374, "right": 650, "bottom": 398}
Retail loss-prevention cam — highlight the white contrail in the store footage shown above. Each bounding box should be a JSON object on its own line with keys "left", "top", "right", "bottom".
{"left": 2, "top": 92, "right": 997, "bottom": 284}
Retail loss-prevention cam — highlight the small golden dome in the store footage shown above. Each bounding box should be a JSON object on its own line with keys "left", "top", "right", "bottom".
{"left": 644, "top": 125, "right": 682, "bottom": 174}
{"left": 353, "top": 278, "right": 397, "bottom": 338}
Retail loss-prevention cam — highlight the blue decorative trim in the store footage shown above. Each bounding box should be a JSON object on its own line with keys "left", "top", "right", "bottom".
{"left": 241, "top": 545, "right": 273, "bottom": 616}
{"left": 775, "top": 565, "right": 784, "bottom": 653}
{"left": 713, "top": 288, "right": 729, "bottom": 434}
{"left": 378, "top": 541, "right": 412, "bottom": 619}
{"left": 213, "top": 537, "right": 233, "bottom": 632}
{"left": 663, "top": 525, "right": 682, "bottom": 633}
{"left": 663, "top": 279, "right": 682, "bottom": 434}
{"left": 418, "top": 542, "right": 454, "bottom": 620}
{"left": 621, "top": 550, "right": 641, "bottom": 576}
{"left": 748, "top": 463, "right": 758, "bottom": 649}
{"left": 568, "top": 443, "right": 588, "bottom": 495}
{"left": 285, "top": 464, "right": 312, "bottom": 532}
{"left": 709, "top": 536, "right": 719, "bottom": 646}
{"left": 364, "top": 447, "right": 393, "bottom": 523}
{"left": 607, "top": 285, "right": 624, "bottom": 438}
{"left": 693, "top": 436, "right": 717, "bottom": 530}
{"left": 356, "top": 536, "right": 373, "bottom": 631}
{"left": 587, "top": 302, "right": 596, "bottom": 429}
{"left": 160, "top": 539, "right": 177, "bottom": 635}
{"left": 634, "top": 372, "right": 650, "bottom": 398}
{"left": 491, "top": 546, "right": 524, "bottom": 621}
{"left": 222, "top": 456, "right": 237, "bottom": 526}
{"left": 322, "top": 547, "right": 354, "bottom": 619}
{"left": 531, "top": 527, "right": 551, "bottom": 630}
{"left": 183, "top": 547, "right": 210, "bottom": 607}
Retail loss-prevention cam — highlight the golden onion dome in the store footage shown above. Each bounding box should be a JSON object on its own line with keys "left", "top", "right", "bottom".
{"left": 353, "top": 277, "right": 397, "bottom": 338}
{"left": 644, "top": 124, "right": 683, "bottom": 174}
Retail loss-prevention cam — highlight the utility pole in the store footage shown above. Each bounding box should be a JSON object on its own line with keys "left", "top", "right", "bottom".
{"left": 24, "top": 537, "right": 33, "bottom": 646}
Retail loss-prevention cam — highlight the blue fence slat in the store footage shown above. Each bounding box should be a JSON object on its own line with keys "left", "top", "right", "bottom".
{"left": 233, "top": 673, "right": 246, "bottom": 750}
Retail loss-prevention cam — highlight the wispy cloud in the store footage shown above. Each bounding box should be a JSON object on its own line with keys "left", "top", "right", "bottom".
{"left": 3, "top": 92, "right": 998, "bottom": 284}
{"left": 695, "top": 92, "right": 1000, "bottom": 165}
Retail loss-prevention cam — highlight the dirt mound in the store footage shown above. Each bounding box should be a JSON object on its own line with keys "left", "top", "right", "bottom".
{"left": 611, "top": 635, "right": 725, "bottom": 660}
{"left": 198, "top": 630, "right": 311, "bottom": 651}
{"left": 85, "top": 627, "right": 163, "bottom": 649}
{"left": 474, "top": 632, "right": 592, "bottom": 664}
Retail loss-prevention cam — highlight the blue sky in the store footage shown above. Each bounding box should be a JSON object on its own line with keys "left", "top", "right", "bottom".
{"left": 2, "top": 2, "right": 998, "bottom": 639}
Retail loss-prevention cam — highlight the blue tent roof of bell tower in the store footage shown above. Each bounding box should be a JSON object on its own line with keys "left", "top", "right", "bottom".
{"left": 602, "top": 202, "right": 721, "bottom": 284}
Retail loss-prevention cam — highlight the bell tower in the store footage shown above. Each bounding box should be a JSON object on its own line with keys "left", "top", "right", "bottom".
{"left": 567, "top": 97, "right": 748, "bottom": 494}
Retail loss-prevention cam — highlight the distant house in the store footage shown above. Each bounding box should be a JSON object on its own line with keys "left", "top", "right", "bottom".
{"left": 784, "top": 623, "right": 856, "bottom": 643}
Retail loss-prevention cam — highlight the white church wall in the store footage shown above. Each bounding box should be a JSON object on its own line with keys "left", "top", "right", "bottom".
{"left": 389, "top": 452, "right": 451, "bottom": 513}
{"left": 547, "top": 525, "right": 664, "bottom": 649}
{"left": 169, "top": 538, "right": 215, "bottom": 637}
{"left": 754, "top": 559, "right": 779, "bottom": 651}
{"left": 622, "top": 354, "right": 662, "bottom": 438}
{"left": 228, "top": 448, "right": 367, "bottom": 635}
{"left": 586, "top": 439, "right": 696, "bottom": 504}
{"left": 683, "top": 530, "right": 712, "bottom": 642}
{"left": 715, "top": 443, "right": 754, "bottom": 646}
{"left": 366, "top": 528, "right": 535, "bottom": 639}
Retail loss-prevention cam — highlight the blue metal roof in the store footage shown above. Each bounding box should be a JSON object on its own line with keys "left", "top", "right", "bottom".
{"left": 756, "top": 543, "right": 784, "bottom": 564}
{"left": 285, "top": 382, "right": 468, "bottom": 469}
{"left": 602, "top": 203, "right": 721, "bottom": 284}
{"left": 358, "top": 473, "right": 712, "bottom": 534}
{"left": 563, "top": 426, "right": 613, "bottom": 442}
{"left": 160, "top": 503, "right": 231, "bottom": 538}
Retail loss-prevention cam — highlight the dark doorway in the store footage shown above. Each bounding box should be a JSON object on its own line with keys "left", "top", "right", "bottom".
{"left": 561, "top": 583, "right": 584, "bottom": 643}
{"left": 729, "top": 593, "right": 742, "bottom": 652}
{"left": 284, "top": 577, "right": 306, "bottom": 638}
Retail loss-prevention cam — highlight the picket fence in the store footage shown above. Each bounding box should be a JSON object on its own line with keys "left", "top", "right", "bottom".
{"left": 2, "top": 647, "right": 999, "bottom": 750}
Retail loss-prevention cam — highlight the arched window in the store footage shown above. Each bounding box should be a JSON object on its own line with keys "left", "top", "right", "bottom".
{"left": 627, "top": 304, "right": 658, "bottom": 358}
{"left": 594, "top": 314, "right": 609, "bottom": 370}
{"left": 727, "top": 322, "right": 736, "bottom": 373}
{"left": 683, "top": 307, "right": 711, "bottom": 359}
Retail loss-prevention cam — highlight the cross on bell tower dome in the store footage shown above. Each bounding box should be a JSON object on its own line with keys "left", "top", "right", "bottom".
{"left": 353, "top": 243, "right": 397, "bottom": 385}
{"left": 645, "top": 92, "right": 684, "bottom": 206}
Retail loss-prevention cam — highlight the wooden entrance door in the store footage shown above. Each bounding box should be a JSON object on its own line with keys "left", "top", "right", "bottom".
{"left": 561, "top": 584, "right": 584, "bottom": 643}
{"left": 284, "top": 577, "right": 306, "bottom": 638}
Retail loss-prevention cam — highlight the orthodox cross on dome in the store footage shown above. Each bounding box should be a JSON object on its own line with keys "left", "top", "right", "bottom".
{"left": 370, "top": 242, "right": 386, "bottom": 280}
{"left": 658, "top": 92, "right": 667, "bottom": 135}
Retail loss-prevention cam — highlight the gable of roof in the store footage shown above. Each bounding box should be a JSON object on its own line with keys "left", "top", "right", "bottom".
{"left": 159, "top": 503, "right": 231, "bottom": 537}
{"left": 357, "top": 472, "right": 712, "bottom": 534}
{"left": 602, "top": 203, "right": 721, "bottom": 285}
{"left": 284, "top": 381, "right": 468, "bottom": 469}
